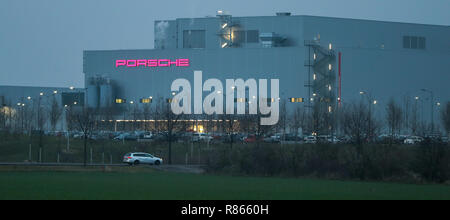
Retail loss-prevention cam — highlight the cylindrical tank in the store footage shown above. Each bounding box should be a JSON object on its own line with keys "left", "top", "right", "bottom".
{"left": 100, "top": 82, "right": 112, "bottom": 108}
{"left": 87, "top": 78, "right": 99, "bottom": 108}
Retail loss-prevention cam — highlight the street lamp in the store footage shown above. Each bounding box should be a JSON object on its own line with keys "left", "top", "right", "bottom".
{"left": 360, "top": 91, "right": 377, "bottom": 142}
{"left": 420, "top": 89, "right": 434, "bottom": 132}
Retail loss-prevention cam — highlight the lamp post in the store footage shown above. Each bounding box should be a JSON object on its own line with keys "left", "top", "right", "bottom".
{"left": 360, "top": 91, "right": 377, "bottom": 142}
{"left": 421, "top": 89, "right": 434, "bottom": 133}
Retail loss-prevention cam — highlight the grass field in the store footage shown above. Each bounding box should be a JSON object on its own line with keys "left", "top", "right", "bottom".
{"left": 0, "top": 168, "right": 449, "bottom": 200}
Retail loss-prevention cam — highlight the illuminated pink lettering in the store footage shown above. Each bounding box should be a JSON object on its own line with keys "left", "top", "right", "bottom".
{"left": 177, "top": 59, "right": 190, "bottom": 67}
{"left": 115, "top": 59, "right": 190, "bottom": 68}
{"left": 158, "top": 59, "right": 170, "bottom": 67}
{"left": 126, "top": 60, "right": 137, "bottom": 67}
{"left": 148, "top": 59, "right": 158, "bottom": 67}
{"left": 116, "top": 60, "right": 126, "bottom": 67}
{"left": 169, "top": 60, "right": 177, "bottom": 66}
{"left": 137, "top": 60, "right": 147, "bottom": 67}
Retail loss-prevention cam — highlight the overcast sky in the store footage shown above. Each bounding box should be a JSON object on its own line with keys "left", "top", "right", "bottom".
{"left": 0, "top": 0, "right": 449, "bottom": 88}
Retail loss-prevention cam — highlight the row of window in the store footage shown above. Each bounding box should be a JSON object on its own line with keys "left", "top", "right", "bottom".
{"left": 403, "top": 36, "right": 426, "bottom": 50}
{"left": 232, "top": 30, "right": 259, "bottom": 44}
{"left": 183, "top": 30, "right": 260, "bottom": 48}
{"left": 116, "top": 97, "right": 304, "bottom": 104}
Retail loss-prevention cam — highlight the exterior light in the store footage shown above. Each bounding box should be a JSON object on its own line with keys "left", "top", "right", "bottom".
{"left": 221, "top": 42, "right": 228, "bottom": 48}
{"left": 373, "top": 100, "right": 377, "bottom": 105}
{"left": 53, "top": 90, "right": 58, "bottom": 94}
{"left": 217, "top": 91, "right": 222, "bottom": 94}
{"left": 222, "top": 23, "right": 228, "bottom": 29}
{"left": 328, "top": 64, "right": 332, "bottom": 70}
{"left": 149, "top": 96, "right": 153, "bottom": 99}
{"left": 172, "top": 92, "right": 176, "bottom": 96}
{"left": 130, "top": 101, "right": 134, "bottom": 104}
{"left": 437, "top": 102, "right": 441, "bottom": 106}
{"left": 22, "top": 104, "right": 25, "bottom": 106}
{"left": 17, "top": 103, "right": 21, "bottom": 106}
{"left": 313, "top": 53, "right": 317, "bottom": 60}
{"left": 231, "top": 86, "right": 235, "bottom": 90}
{"left": 74, "top": 102, "right": 77, "bottom": 105}
{"left": 415, "top": 96, "right": 419, "bottom": 100}
{"left": 69, "top": 86, "right": 74, "bottom": 90}
{"left": 313, "top": 74, "right": 317, "bottom": 80}
{"left": 64, "top": 105, "right": 68, "bottom": 108}
{"left": 329, "top": 43, "right": 332, "bottom": 50}
{"left": 27, "top": 96, "right": 31, "bottom": 100}
{"left": 313, "top": 93, "right": 317, "bottom": 97}
{"left": 252, "top": 96, "right": 256, "bottom": 99}
{"left": 40, "top": 92, "right": 44, "bottom": 96}
{"left": 328, "top": 85, "right": 332, "bottom": 91}
{"left": 360, "top": 91, "right": 365, "bottom": 95}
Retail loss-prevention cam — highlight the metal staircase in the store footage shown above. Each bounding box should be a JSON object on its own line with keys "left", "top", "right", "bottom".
{"left": 304, "top": 39, "right": 337, "bottom": 135}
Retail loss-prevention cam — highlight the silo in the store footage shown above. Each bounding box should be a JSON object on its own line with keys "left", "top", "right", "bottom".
{"left": 100, "top": 79, "right": 113, "bottom": 108}
{"left": 86, "top": 77, "right": 99, "bottom": 108}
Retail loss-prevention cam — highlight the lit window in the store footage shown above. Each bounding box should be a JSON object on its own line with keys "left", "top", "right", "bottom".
{"left": 234, "top": 98, "right": 248, "bottom": 103}
{"left": 140, "top": 98, "right": 152, "bottom": 104}
{"left": 115, "top": 99, "right": 126, "bottom": 104}
{"left": 289, "top": 98, "right": 304, "bottom": 103}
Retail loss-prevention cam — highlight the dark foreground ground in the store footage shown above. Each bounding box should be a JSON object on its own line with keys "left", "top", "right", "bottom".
{"left": 0, "top": 166, "right": 448, "bottom": 200}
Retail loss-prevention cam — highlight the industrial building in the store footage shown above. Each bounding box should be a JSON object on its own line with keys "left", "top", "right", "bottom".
{"left": 1, "top": 12, "right": 449, "bottom": 133}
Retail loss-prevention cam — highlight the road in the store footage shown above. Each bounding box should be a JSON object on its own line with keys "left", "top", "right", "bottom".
{"left": 0, "top": 162, "right": 205, "bottom": 174}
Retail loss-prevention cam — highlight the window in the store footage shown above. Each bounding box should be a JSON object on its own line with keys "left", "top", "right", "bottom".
{"left": 289, "top": 98, "right": 304, "bottom": 103}
{"left": 140, "top": 98, "right": 152, "bottom": 104}
{"left": 246, "top": 30, "right": 259, "bottom": 43}
{"left": 403, "top": 36, "right": 426, "bottom": 50}
{"left": 183, "top": 30, "right": 206, "bottom": 48}
{"left": 418, "top": 37, "right": 426, "bottom": 49}
{"left": 410, "top": 36, "right": 418, "bottom": 49}
{"left": 115, "top": 98, "right": 126, "bottom": 104}
{"left": 233, "top": 31, "right": 246, "bottom": 44}
{"left": 235, "top": 98, "right": 248, "bottom": 103}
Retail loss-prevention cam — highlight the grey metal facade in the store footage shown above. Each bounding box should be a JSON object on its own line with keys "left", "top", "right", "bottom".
{"left": 83, "top": 14, "right": 450, "bottom": 126}
{"left": 1, "top": 14, "right": 449, "bottom": 131}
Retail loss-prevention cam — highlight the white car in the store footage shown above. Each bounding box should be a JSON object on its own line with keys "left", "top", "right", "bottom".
{"left": 304, "top": 136, "right": 317, "bottom": 144}
{"left": 192, "top": 133, "right": 213, "bottom": 142}
{"left": 403, "top": 136, "right": 423, "bottom": 145}
{"left": 123, "top": 152, "right": 163, "bottom": 166}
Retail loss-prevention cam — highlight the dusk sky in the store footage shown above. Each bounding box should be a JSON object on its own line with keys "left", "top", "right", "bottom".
{"left": 0, "top": 0, "right": 449, "bottom": 88}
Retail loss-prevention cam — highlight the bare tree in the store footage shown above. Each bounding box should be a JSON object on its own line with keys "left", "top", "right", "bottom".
{"left": 158, "top": 98, "right": 181, "bottom": 165}
{"left": 411, "top": 98, "right": 420, "bottom": 135}
{"left": 49, "top": 97, "right": 62, "bottom": 132}
{"left": 72, "top": 107, "right": 98, "bottom": 166}
{"left": 386, "top": 98, "right": 403, "bottom": 145}
{"left": 442, "top": 102, "right": 450, "bottom": 137}
{"left": 342, "top": 102, "right": 370, "bottom": 146}
{"left": 221, "top": 113, "right": 237, "bottom": 149}
{"left": 291, "top": 106, "right": 306, "bottom": 138}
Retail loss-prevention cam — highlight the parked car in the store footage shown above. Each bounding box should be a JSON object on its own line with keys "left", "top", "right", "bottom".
{"left": 142, "top": 132, "right": 153, "bottom": 139}
{"left": 304, "top": 136, "right": 317, "bottom": 144}
{"left": 244, "top": 135, "right": 263, "bottom": 143}
{"left": 264, "top": 135, "right": 281, "bottom": 143}
{"left": 192, "top": 133, "right": 213, "bottom": 142}
{"left": 123, "top": 152, "right": 163, "bottom": 166}
{"left": 404, "top": 136, "right": 424, "bottom": 145}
